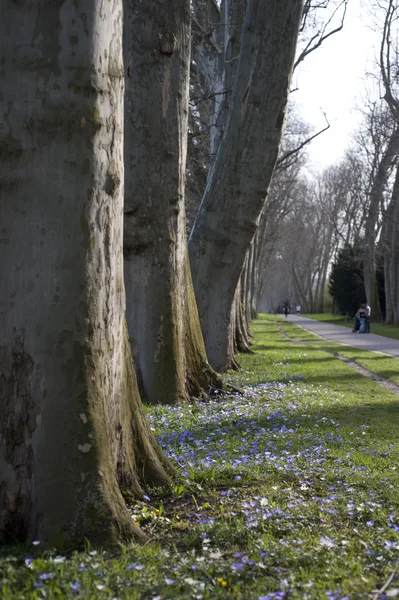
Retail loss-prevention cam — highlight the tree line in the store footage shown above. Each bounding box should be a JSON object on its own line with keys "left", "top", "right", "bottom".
{"left": 0, "top": 0, "right": 349, "bottom": 547}
{"left": 261, "top": 1, "right": 399, "bottom": 325}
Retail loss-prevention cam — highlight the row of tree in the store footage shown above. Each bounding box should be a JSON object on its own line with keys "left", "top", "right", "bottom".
{"left": 0, "top": 0, "right": 313, "bottom": 546}
{"left": 0, "top": 0, "right": 358, "bottom": 546}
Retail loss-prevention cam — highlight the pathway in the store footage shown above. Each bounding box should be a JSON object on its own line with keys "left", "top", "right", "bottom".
{"left": 283, "top": 314, "right": 399, "bottom": 360}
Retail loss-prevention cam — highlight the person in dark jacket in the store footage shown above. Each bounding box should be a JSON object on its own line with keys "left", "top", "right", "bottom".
{"left": 358, "top": 304, "right": 366, "bottom": 333}
{"left": 352, "top": 309, "right": 360, "bottom": 332}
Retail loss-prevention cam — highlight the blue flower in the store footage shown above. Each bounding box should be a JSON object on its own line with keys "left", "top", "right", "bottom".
{"left": 231, "top": 562, "right": 245, "bottom": 570}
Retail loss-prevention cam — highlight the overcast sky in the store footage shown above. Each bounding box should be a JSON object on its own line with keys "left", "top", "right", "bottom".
{"left": 293, "top": 0, "right": 380, "bottom": 170}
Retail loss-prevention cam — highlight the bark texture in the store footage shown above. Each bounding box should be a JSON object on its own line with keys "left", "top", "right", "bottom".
{"left": 382, "top": 163, "right": 399, "bottom": 324}
{"left": 0, "top": 0, "right": 173, "bottom": 547}
{"left": 189, "top": 0, "right": 304, "bottom": 370}
{"left": 124, "top": 0, "right": 222, "bottom": 404}
{"left": 363, "top": 128, "right": 399, "bottom": 320}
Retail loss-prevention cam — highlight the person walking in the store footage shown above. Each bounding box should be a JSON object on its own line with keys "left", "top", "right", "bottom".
{"left": 365, "top": 303, "right": 371, "bottom": 333}
{"left": 284, "top": 304, "right": 289, "bottom": 319}
{"left": 296, "top": 304, "right": 301, "bottom": 315}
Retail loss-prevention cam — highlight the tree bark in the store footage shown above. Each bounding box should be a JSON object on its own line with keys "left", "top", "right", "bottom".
{"left": 383, "top": 162, "right": 399, "bottom": 324}
{"left": 363, "top": 127, "right": 399, "bottom": 319}
{"left": 0, "top": 0, "right": 173, "bottom": 547}
{"left": 234, "top": 257, "right": 252, "bottom": 354}
{"left": 124, "top": 0, "right": 222, "bottom": 404}
{"left": 189, "top": 0, "right": 303, "bottom": 371}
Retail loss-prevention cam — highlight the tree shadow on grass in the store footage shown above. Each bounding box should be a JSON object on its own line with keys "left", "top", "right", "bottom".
{"left": 251, "top": 347, "right": 337, "bottom": 365}
{"left": 175, "top": 397, "right": 399, "bottom": 445}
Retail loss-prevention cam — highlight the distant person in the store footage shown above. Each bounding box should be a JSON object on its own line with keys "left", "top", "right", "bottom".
{"left": 296, "top": 304, "right": 301, "bottom": 315}
{"left": 365, "top": 303, "right": 371, "bottom": 333}
{"left": 284, "top": 305, "right": 289, "bottom": 319}
{"left": 352, "top": 309, "right": 360, "bottom": 333}
{"left": 358, "top": 304, "right": 366, "bottom": 333}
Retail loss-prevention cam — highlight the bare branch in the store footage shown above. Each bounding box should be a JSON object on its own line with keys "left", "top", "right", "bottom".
{"left": 294, "top": 0, "right": 348, "bottom": 71}
{"left": 379, "top": 0, "right": 399, "bottom": 116}
{"left": 277, "top": 113, "right": 330, "bottom": 170}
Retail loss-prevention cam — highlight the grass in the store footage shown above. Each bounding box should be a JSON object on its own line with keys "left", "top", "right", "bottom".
{"left": 1, "top": 314, "right": 399, "bottom": 599}
{"left": 281, "top": 316, "right": 399, "bottom": 387}
{"left": 305, "top": 313, "right": 399, "bottom": 341}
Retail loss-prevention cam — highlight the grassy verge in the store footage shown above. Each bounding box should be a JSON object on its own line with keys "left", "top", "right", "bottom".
{"left": 305, "top": 313, "right": 399, "bottom": 341}
{"left": 1, "top": 314, "right": 399, "bottom": 599}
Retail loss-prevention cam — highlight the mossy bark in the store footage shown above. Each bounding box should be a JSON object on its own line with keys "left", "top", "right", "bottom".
{"left": 382, "top": 163, "right": 399, "bottom": 325}
{"left": 123, "top": 0, "right": 223, "bottom": 404}
{"left": 0, "top": 0, "right": 174, "bottom": 548}
{"left": 189, "top": 0, "right": 304, "bottom": 371}
{"left": 234, "top": 278, "right": 253, "bottom": 355}
{"left": 364, "top": 127, "right": 399, "bottom": 320}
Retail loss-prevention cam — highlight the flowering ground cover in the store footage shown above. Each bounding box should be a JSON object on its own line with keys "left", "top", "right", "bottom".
{"left": 1, "top": 314, "right": 399, "bottom": 599}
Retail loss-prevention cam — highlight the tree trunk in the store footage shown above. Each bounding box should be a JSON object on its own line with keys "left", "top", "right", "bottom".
{"left": 364, "top": 127, "right": 399, "bottom": 320}
{"left": 0, "top": 0, "right": 173, "bottom": 547}
{"left": 383, "top": 163, "right": 399, "bottom": 324}
{"left": 232, "top": 281, "right": 250, "bottom": 359}
{"left": 189, "top": 0, "right": 303, "bottom": 371}
{"left": 210, "top": 0, "right": 247, "bottom": 155}
{"left": 124, "top": 0, "right": 222, "bottom": 404}
{"left": 250, "top": 231, "right": 260, "bottom": 318}
{"left": 234, "top": 257, "right": 252, "bottom": 354}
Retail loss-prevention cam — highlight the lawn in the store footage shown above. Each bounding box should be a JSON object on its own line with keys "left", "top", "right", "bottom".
{"left": 1, "top": 314, "right": 399, "bottom": 599}
{"left": 305, "top": 313, "right": 399, "bottom": 341}
{"left": 279, "top": 316, "right": 399, "bottom": 387}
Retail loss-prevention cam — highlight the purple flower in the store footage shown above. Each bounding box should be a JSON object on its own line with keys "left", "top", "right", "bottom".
{"left": 326, "top": 592, "right": 349, "bottom": 600}
{"left": 231, "top": 562, "right": 245, "bottom": 570}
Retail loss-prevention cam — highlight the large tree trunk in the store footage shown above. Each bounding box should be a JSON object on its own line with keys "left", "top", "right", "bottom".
{"left": 233, "top": 257, "right": 252, "bottom": 355}
{"left": 189, "top": 0, "right": 303, "bottom": 371}
{"left": 250, "top": 231, "right": 260, "bottom": 318}
{"left": 0, "top": 0, "right": 173, "bottom": 547}
{"left": 383, "top": 163, "right": 399, "bottom": 325}
{"left": 210, "top": 0, "right": 247, "bottom": 155}
{"left": 364, "top": 127, "right": 399, "bottom": 320}
{"left": 124, "top": 0, "right": 222, "bottom": 404}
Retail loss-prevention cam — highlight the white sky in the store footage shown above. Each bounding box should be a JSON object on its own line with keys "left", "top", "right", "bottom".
{"left": 293, "top": 0, "right": 380, "bottom": 170}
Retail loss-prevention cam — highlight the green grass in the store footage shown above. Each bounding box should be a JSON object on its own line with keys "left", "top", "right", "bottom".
{"left": 305, "top": 312, "right": 399, "bottom": 340}
{"left": 1, "top": 314, "right": 399, "bottom": 599}
{"left": 280, "top": 316, "right": 399, "bottom": 386}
